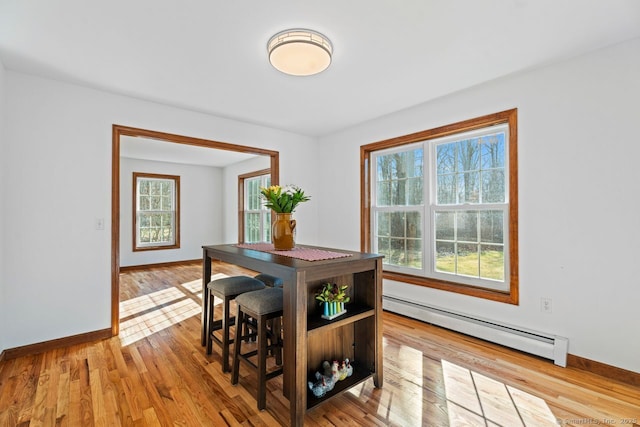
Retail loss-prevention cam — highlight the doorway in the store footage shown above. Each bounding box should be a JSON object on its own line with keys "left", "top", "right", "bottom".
{"left": 111, "top": 125, "right": 280, "bottom": 335}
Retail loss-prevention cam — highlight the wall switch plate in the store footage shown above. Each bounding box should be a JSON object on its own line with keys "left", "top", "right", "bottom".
{"left": 95, "top": 218, "right": 105, "bottom": 230}
{"left": 541, "top": 297, "right": 552, "bottom": 313}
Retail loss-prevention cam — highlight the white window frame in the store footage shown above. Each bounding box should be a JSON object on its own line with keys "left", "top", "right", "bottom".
{"left": 243, "top": 173, "right": 271, "bottom": 243}
{"left": 370, "top": 124, "right": 510, "bottom": 292}
{"left": 371, "top": 142, "right": 426, "bottom": 275}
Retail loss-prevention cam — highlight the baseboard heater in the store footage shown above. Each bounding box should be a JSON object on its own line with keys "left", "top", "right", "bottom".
{"left": 383, "top": 295, "right": 569, "bottom": 367}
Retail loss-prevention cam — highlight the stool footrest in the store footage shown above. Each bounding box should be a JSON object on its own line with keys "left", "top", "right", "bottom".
{"left": 266, "top": 369, "right": 283, "bottom": 380}
{"left": 210, "top": 317, "right": 235, "bottom": 329}
{"left": 210, "top": 334, "right": 234, "bottom": 346}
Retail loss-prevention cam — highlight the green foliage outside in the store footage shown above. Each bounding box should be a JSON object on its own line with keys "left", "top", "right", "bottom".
{"left": 381, "top": 248, "right": 504, "bottom": 281}
{"left": 436, "top": 249, "right": 504, "bottom": 281}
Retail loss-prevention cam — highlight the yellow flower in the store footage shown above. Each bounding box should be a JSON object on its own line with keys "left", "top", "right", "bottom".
{"left": 260, "top": 184, "right": 310, "bottom": 213}
{"left": 261, "top": 185, "right": 281, "bottom": 195}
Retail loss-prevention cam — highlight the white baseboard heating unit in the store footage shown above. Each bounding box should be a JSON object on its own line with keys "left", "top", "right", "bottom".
{"left": 383, "top": 296, "right": 569, "bottom": 367}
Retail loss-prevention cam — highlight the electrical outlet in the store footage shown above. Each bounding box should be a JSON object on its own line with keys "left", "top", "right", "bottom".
{"left": 540, "top": 297, "right": 552, "bottom": 313}
{"left": 95, "top": 218, "right": 105, "bottom": 230}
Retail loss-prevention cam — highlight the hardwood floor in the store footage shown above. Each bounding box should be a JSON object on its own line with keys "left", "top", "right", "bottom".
{"left": 1, "top": 261, "right": 638, "bottom": 426}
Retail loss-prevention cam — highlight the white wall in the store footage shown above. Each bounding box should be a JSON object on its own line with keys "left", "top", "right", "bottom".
{"left": 2, "top": 71, "right": 318, "bottom": 349}
{"left": 119, "top": 157, "right": 223, "bottom": 267}
{"left": 221, "top": 156, "right": 272, "bottom": 243}
{"left": 3, "top": 38, "right": 637, "bottom": 374}
{"left": 0, "top": 58, "right": 6, "bottom": 354}
{"left": 317, "top": 38, "right": 640, "bottom": 373}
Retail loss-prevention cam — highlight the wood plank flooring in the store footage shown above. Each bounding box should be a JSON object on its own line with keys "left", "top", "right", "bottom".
{"left": 0, "top": 261, "right": 638, "bottom": 426}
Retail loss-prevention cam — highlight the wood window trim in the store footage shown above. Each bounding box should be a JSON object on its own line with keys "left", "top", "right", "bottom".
{"left": 237, "top": 168, "right": 270, "bottom": 243}
{"left": 132, "top": 172, "right": 180, "bottom": 252}
{"left": 360, "top": 108, "right": 519, "bottom": 304}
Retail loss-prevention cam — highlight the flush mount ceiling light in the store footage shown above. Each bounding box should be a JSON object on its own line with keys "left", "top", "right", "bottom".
{"left": 267, "top": 29, "right": 333, "bottom": 76}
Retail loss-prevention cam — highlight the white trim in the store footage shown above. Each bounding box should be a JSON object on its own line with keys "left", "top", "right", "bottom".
{"left": 370, "top": 123, "right": 511, "bottom": 291}
{"left": 243, "top": 173, "right": 271, "bottom": 243}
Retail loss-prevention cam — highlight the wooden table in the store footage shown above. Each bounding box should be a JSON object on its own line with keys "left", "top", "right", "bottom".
{"left": 201, "top": 244, "right": 383, "bottom": 427}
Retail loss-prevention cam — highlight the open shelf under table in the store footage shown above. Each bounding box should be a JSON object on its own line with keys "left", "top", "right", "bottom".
{"left": 307, "top": 304, "right": 374, "bottom": 336}
{"left": 306, "top": 362, "right": 373, "bottom": 410}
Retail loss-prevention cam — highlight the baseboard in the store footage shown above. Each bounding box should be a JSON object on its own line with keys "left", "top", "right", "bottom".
{"left": 567, "top": 354, "right": 640, "bottom": 387}
{"left": 119, "top": 259, "right": 200, "bottom": 272}
{"left": 1, "top": 328, "right": 112, "bottom": 361}
{"left": 383, "top": 296, "right": 568, "bottom": 366}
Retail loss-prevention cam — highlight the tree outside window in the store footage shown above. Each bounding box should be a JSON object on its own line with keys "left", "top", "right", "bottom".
{"left": 239, "top": 170, "right": 271, "bottom": 243}
{"left": 362, "top": 109, "right": 518, "bottom": 303}
{"left": 133, "top": 172, "right": 180, "bottom": 251}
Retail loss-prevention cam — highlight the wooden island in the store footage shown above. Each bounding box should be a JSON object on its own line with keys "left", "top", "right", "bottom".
{"left": 201, "top": 244, "right": 383, "bottom": 427}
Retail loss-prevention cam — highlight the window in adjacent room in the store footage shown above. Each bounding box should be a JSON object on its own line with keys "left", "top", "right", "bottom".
{"left": 133, "top": 172, "right": 180, "bottom": 251}
{"left": 239, "top": 170, "right": 271, "bottom": 243}
{"left": 361, "top": 109, "right": 518, "bottom": 303}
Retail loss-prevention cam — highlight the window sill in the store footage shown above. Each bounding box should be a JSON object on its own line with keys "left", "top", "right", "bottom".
{"left": 383, "top": 271, "right": 518, "bottom": 304}
{"left": 133, "top": 244, "right": 180, "bottom": 252}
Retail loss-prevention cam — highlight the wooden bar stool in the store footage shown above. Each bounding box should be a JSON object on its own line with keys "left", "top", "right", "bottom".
{"left": 231, "top": 287, "right": 284, "bottom": 411}
{"left": 206, "top": 276, "right": 266, "bottom": 372}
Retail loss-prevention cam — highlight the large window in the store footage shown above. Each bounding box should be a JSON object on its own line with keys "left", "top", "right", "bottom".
{"left": 239, "top": 170, "right": 271, "bottom": 243}
{"left": 362, "top": 109, "right": 518, "bottom": 303}
{"left": 133, "top": 172, "right": 180, "bottom": 251}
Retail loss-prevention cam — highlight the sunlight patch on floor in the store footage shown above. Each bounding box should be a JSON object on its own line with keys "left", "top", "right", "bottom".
{"left": 351, "top": 342, "right": 426, "bottom": 426}
{"left": 180, "top": 279, "right": 202, "bottom": 296}
{"left": 119, "top": 274, "right": 230, "bottom": 346}
{"left": 180, "top": 273, "right": 229, "bottom": 299}
{"left": 119, "top": 298, "right": 201, "bottom": 346}
{"left": 442, "top": 359, "right": 558, "bottom": 426}
{"left": 381, "top": 344, "right": 423, "bottom": 424}
{"left": 120, "top": 287, "right": 186, "bottom": 318}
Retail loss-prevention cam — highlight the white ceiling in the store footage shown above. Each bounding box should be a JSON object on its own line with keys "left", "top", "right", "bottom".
{"left": 1, "top": 0, "right": 639, "bottom": 139}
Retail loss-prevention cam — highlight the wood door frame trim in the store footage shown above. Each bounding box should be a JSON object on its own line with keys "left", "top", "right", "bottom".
{"left": 111, "top": 125, "right": 280, "bottom": 335}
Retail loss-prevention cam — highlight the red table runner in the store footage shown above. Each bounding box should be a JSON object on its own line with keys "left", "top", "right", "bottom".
{"left": 235, "top": 243, "right": 353, "bottom": 262}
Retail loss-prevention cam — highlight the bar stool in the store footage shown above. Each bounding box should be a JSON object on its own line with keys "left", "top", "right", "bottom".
{"left": 206, "top": 276, "right": 266, "bottom": 372}
{"left": 253, "top": 273, "right": 283, "bottom": 288}
{"left": 247, "top": 273, "right": 283, "bottom": 351}
{"left": 231, "top": 287, "right": 284, "bottom": 411}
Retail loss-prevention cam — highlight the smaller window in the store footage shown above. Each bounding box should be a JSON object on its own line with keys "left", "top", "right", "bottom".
{"left": 240, "top": 171, "right": 271, "bottom": 243}
{"left": 133, "top": 172, "right": 180, "bottom": 251}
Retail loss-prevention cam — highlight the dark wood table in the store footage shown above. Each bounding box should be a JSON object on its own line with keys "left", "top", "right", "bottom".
{"left": 201, "top": 244, "right": 383, "bottom": 426}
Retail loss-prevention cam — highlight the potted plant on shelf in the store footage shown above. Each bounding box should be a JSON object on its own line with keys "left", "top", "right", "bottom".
{"left": 316, "top": 283, "right": 350, "bottom": 320}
